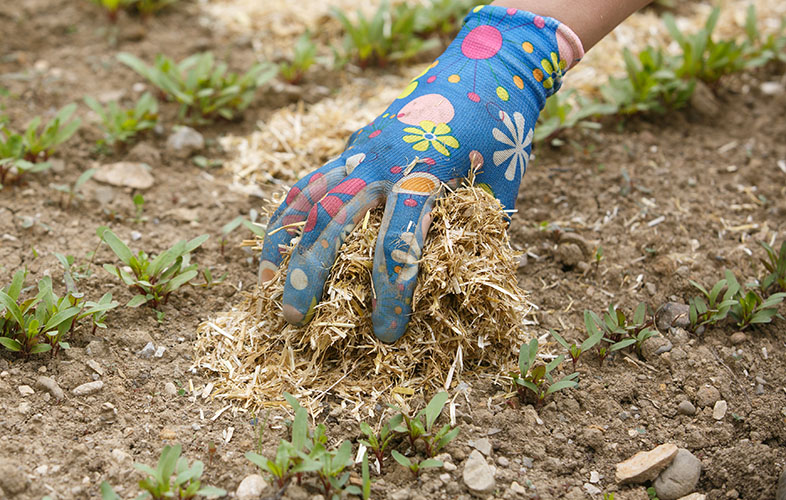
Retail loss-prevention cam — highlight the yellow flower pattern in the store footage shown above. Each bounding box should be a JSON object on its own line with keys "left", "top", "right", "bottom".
{"left": 402, "top": 120, "right": 460, "bottom": 157}
{"left": 532, "top": 51, "right": 567, "bottom": 90}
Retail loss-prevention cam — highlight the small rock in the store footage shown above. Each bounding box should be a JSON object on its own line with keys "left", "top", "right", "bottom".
{"left": 521, "top": 456, "right": 533, "bottom": 469}
{"left": 442, "top": 461, "right": 457, "bottom": 472}
{"left": 590, "top": 470, "right": 600, "bottom": 483}
{"left": 159, "top": 426, "right": 177, "bottom": 441}
{"left": 677, "top": 494, "right": 706, "bottom": 500}
{"left": 164, "top": 382, "right": 177, "bottom": 396}
{"left": 236, "top": 474, "right": 268, "bottom": 500}
{"left": 130, "top": 230, "right": 142, "bottom": 241}
{"left": 729, "top": 332, "right": 747, "bottom": 345}
{"left": 127, "top": 141, "right": 161, "bottom": 165}
{"left": 509, "top": 482, "right": 527, "bottom": 495}
{"left": 776, "top": 469, "right": 786, "bottom": 500}
{"left": 761, "top": 81, "right": 784, "bottom": 95}
{"left": 641, "top": 336, "right": 672, "bottom": 361}
{"left": 111, "top": 449, "right": 131, "bottom": 463}
{"left": 462, "top": 449, "right": 496, "bottom": 494}
{"left": 154, "top": 346, "right": 166, "bottom": 358}
{"left": 439, "top": 473, "right": 451, "bottom": 483}
{"left": 615, "top": 443, "right": 679, "bottom": 484}
{"left": 390, "top": 488, "right": 411, "bottom": 500}
{"left": 677, "top": 400, "right": 696, "bottom": 416}
{"left": 34, "top": 464, "right": 48, "bottom": 476}
{"left": 713, "top": 400, "right": 727, "bottom": 420}
{"left": 695, "top": 385, "right": 721, "bottom": 408}
{"left": 654, "top": 449, "right": 702, "bottom": 500}
{"left": 584, "top": 483, "right": 602, "bottom": 495}
{"left": 72, "top": 380, "right": 104, "bottom": 396}
{"left": 497, "top": 456, "right": 509, "bottom": 467}
{"left": 690, "top": 80, "right": 720, "bottom": 117}
{"left": 86, "top": 359, "right": 104, "bottom": 376}
{"left": 166, "top": 126, "right": 204, "bottom": 158}
{"left": 18, "top": 385, "right": 34, "bottom": 396}
{"left": 36, "top": 376, "right": 64, "bottom": 401}
{"left": 93, "top": 162, "right": 154, "bottom": 190}
{"left": 472, "top": 438, "right": 493, "bottom": 457}
{"left": 18, "top": 401, "right": 32, "bottom": 414}
{"left": 656, "top": 303, "right": 690, "bottom": 331}
{"left": 138, "top": 341, "right": 156, "bottom": 358}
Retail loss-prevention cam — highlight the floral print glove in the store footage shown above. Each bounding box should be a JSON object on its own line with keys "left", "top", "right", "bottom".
{"left": 259, "top": 5, "right": 584, "bottom": 342}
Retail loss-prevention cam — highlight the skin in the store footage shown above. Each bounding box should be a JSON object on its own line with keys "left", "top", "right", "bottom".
{"left": 491, "top": 0, "right": 654, "bottom": 49}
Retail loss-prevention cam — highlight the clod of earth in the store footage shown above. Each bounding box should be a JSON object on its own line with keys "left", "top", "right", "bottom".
{"left": 615, "top": 442, "right": 678, "bottom": 484}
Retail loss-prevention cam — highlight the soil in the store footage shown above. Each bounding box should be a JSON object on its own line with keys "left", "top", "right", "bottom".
{"left": 1, "top": 1, "right": 785, "bottom": 500}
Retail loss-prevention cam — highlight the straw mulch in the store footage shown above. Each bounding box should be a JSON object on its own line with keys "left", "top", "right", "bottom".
{"left": 194, "top": 179, "right": 535, "bottom": 414}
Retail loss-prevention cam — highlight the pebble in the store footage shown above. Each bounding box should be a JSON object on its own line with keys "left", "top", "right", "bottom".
{"left": 36, "top": 376, "right": 64, "bottom": 401}
{"left": 439, "top": 473, "right": 451, "bottom": 484}
{"left": 677, "top": 494, "right": 706, "bottom": 500}
{"left": 86, "top": 360, "right": 104, "bottom": 376}
{"left": 521, "top": 456, "right": 533, "bottom": 469}
{"left": 776, "top": 469, "right": 786, "bottom": 500}
{"left": 654, "top": 449, "right": 702, "bottom": 500}
{"left": 655, "top": 302, "right": 690, "bottom": 331}
{"left": 131, "top": 230, "right": 142, "bottom": 241}
{"left": 761, "top": 81, "right": 784, "bottom": 95}
{"left": 236, "top": 474, "right": 268, "bottom": 500}
{"left": 18, "top": 401, "right": 32, "bottom": 414}
{"left": 166, "top": 126, "right": 204, "bottom": 158}
{"left": 128, "top": 141, "right": 161, "bottom": 165}
{"left": 677, "top": 400, "right": 696, "bottom": 416}
{"left": 138, "top": 341, "right": 156, "bottom": 358}
{"left": 164, "top": 382, "right": 178, "bottom": 396}
{"left": 462, "top": 450, "right": 496, "bottom": 494}
{"left": 389, "top": 488, "right": 410, "bottom": 500}
{"left": 590, "top": 471, "right": 600, "bottom": 483}
{"left": 729, "top": 332, "right": 747, "bottom": 345}
{"left": 509, "top": 482, "right": 528, "bottom": 495}
{"left": 34, "top": 465, "right": 48, "bottom": 476}
{"left": 584, "top": 483, "right": 602, "bottom": 495}
{"left": 72, "top": 380, "right": 104, "bottom": 396}
{"left": 93, "top": 162, "right": 154, "bottom": 190}
{"left": 641, "top": 336, "right": 673, "bottom": 361}
{"left": 713, "top": 400, "right": 727, "bottom": 420}
{"left": 695, "top": 385, "right": 721, "bottom": 408}
{"left": 615, "top": 443, "right": 678, "bottom": 484}
{"left": 18, "top": 385, "right": 35, "bottom": 396}
{"left": 497, "top": 456, "right": 509, "bottom": 467}
{"left": 472, "top": 437, "right": 493, "bottom": 457}
{"left": 154, "top": 346, "right": 166, "bottom": 358}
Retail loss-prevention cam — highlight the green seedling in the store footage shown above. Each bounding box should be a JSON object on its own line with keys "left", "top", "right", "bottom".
{"left": 117, "top": 52, "right": 277, "bottom": 122}
{"left": 84, "top": 93, "right": 159, "bottom": 146}
{"left": 392, "top": 391, "right": 458, "bottom": 457}
{"left": 759, "top": 240, "right": 786, "bottom": 293}
{"left": 361, "top": 450, "right": 371, "bottom": 500}
{"left": 133, "top": 194, "right": 147, "bottom": 223}
{"left": 390, "top": 450, "right": 442, "bottom": 478}
{"left": 313, "top": 439, "right": 358, "bottom": 499}
{"left": 0, "top": 269, "right": 118, "bottom": 356}
{"left": 197, "top": 267, "right": 227, "bottom": 289}
{"left": 597, "top": 303, "right": 658, "bottom": 356}
{"left": 742, "top": 6, "right": 786, "bottom": 67}
{"left": 100, "top": 444, "right": 225, "bottom": 500}
{"left": 279, "top": 32, "right": 317, "bottom": 85}
{"left": 724, "top": 270, "right": 785, "bottom": 330}
{"left": 663, "top": 8, "right": 748, "bottom": 83}
{"left": 535, "top": 89, "right": 616, "bottom": 144}
{"left": 0, "top": 130, "right": 49, "bottom": 187}
{"left": 221, "top": 213, "right": 266, "bottom": 256}
{"left": 359, "top": 412, "right": 403, "bottom": 469}
{"left": 89, "top": 0, "right": 136, "bottom": 22}
{"left": 332, "top": 1, "right": 439, "bottom": 68}
{"left": 21, "top": 103, "right": 81, "bottom": 162}
{"left": 55, "top": 251, "right": 96, "bottom": 282}
{"left": 98, "top": 227, "right": 208, "bottom": 310}
{"left": 514, "top": 338, "right": 579, "bottom": 407}
{"left": 549, "top": 310, "right": 604, "bottom": 369}
{"left": 688, "top": 273, "right": 739, "bottom": 332}
{"left": 50, "top": 168, "right": 97, "bottom": 208}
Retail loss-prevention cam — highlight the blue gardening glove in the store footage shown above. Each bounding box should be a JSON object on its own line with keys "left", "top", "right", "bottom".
{"left": 259, "top": 5, "right": 583, "bottom": 342}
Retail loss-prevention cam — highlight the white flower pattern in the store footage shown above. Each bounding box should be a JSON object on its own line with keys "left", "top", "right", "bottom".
{"left": 492, "top": 111, "right": 533, "bottom": 181}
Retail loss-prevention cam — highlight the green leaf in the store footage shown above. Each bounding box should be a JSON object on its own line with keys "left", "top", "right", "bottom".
{"left": 0, "top": 337, "right": 23, "bottom": 352}
{"left": 30, "top": 343, "right": 52, "bottom": 354}
{"left": 391, "top": 450, "right": 411, "bottom": 468}
{"left": 0, "top": 291, "right": 24, "bottom": 326}
{"left": 43, "top": 306, "right": 80, "bottom": 332}
{"left": 162, "top": 270, "right": 198, "bottom": 294}
{"left": 196, "top": 486, "right": 227, "bottom": 498}
{"left": 127, "top": 294, "right": 149, "bottom": 308}
{"left": 548, "top": 329, "right": 570, "bottom": 350}
{"left": 100, "top": 228, "right": 134, "bottom": 265}
{"left": 291, "top": 407, "right": 308, "bottom": 451}
{"left": 420, "top": 391, "right": 449, "bottom": 431}
{"left": 419, "top": 459, "right": 443, "bottom": 469}
{"left": 100, "top": 481, "right": 123, "bottom": 500}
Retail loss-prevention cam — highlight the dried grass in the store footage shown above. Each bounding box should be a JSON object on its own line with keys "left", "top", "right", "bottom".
{"left": 194, "top": 180, "right": 534, "bottom": 414}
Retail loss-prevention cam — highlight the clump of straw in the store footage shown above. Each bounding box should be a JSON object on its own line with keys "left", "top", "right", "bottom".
{"left": 194, "top": 178, "right": 534, "bottom": 413}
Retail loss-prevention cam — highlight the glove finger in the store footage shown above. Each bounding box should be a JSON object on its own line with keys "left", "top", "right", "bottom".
{"left": 472, "top": 109, "right": 535, "bottom": 211}
{"left": 281, "top": 176, "right": 385, "bottom": 326}
{"left": 371, "top": 173, "right": 442, "bottom": 343}
{"left": 258, "top": 153, "right": 367, "bottom": 283}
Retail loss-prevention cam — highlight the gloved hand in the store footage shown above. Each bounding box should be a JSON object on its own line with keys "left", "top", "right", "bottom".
{"left": 259, "top": 5, "right": 583, "bottom": 342}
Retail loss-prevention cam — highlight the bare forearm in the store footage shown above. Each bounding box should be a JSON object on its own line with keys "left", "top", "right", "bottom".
{"left": 490, "top": 0, "right": 653, "bottom": 50}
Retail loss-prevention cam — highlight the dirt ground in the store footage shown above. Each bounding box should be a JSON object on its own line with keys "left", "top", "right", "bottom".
{"left": 1, "top": 0, "right": 785, "bottom": 499}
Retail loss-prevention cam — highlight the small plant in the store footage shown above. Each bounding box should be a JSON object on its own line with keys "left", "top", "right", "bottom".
{"left": 100, "top": 444, "right": 225, "bottom": 499}
{"left": 332, "top": 1, "right": 439, "bottom": 68}
{"left": 98, "top": 227, "right": 208, "bottom": 310}
{"left": 89, "top": 0, "right": 178, "bottom": 22}
{"left": 89, "top": 0, "right": 135, "bottom": 22}
{"left": 742, "top": 6, "right": 786, "bottom": 67}
{"left": 724, "top": 270, "right": 785, "bottom": 330}
{"left": 117, "top": 52, "right": 277, "bottom": 122}
{"left": 132, "top": 194, "right": 147, "bottom": 223}
{"left": 549, "top": 311, "right": 604, "bottom": 369}
{"left": 359, "top": 412, "right": 403, "bottom": 469}
{"left": 391, "top": 391, "right": 458, "bottom": 457}
{"left": 596, "top": 303, "right": 658, "bottom": 356}
{"left": 390, "top": 450, "right": 442, "bottom": 478}
{"left": 50, "top": 168, "right": 97, "bottom": 208}
{"left": 0, "top": 269, "right": 118, "bottom": 356}
{"left": 313, "top": 439, "right": 357, "bottom": 498}
{"left": 84, "top": 93, "right": 159, "bottom": 146}
{"left": 412, "top": 0, "right": 480, "bottom": 37}
{"left": 535, "top": 89, "right": 616, "bottom": 144}
{"left": 279, "top": 32, "right": 317, "bottom": 85}
{"left": 514, "top": 338, "right": 579, "bottom": 407}
{"left": 688, "top": 273, "right": 739, "bottom": 332}
{"left": 759, "top": 240, "right": 786, "bottom": 293}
